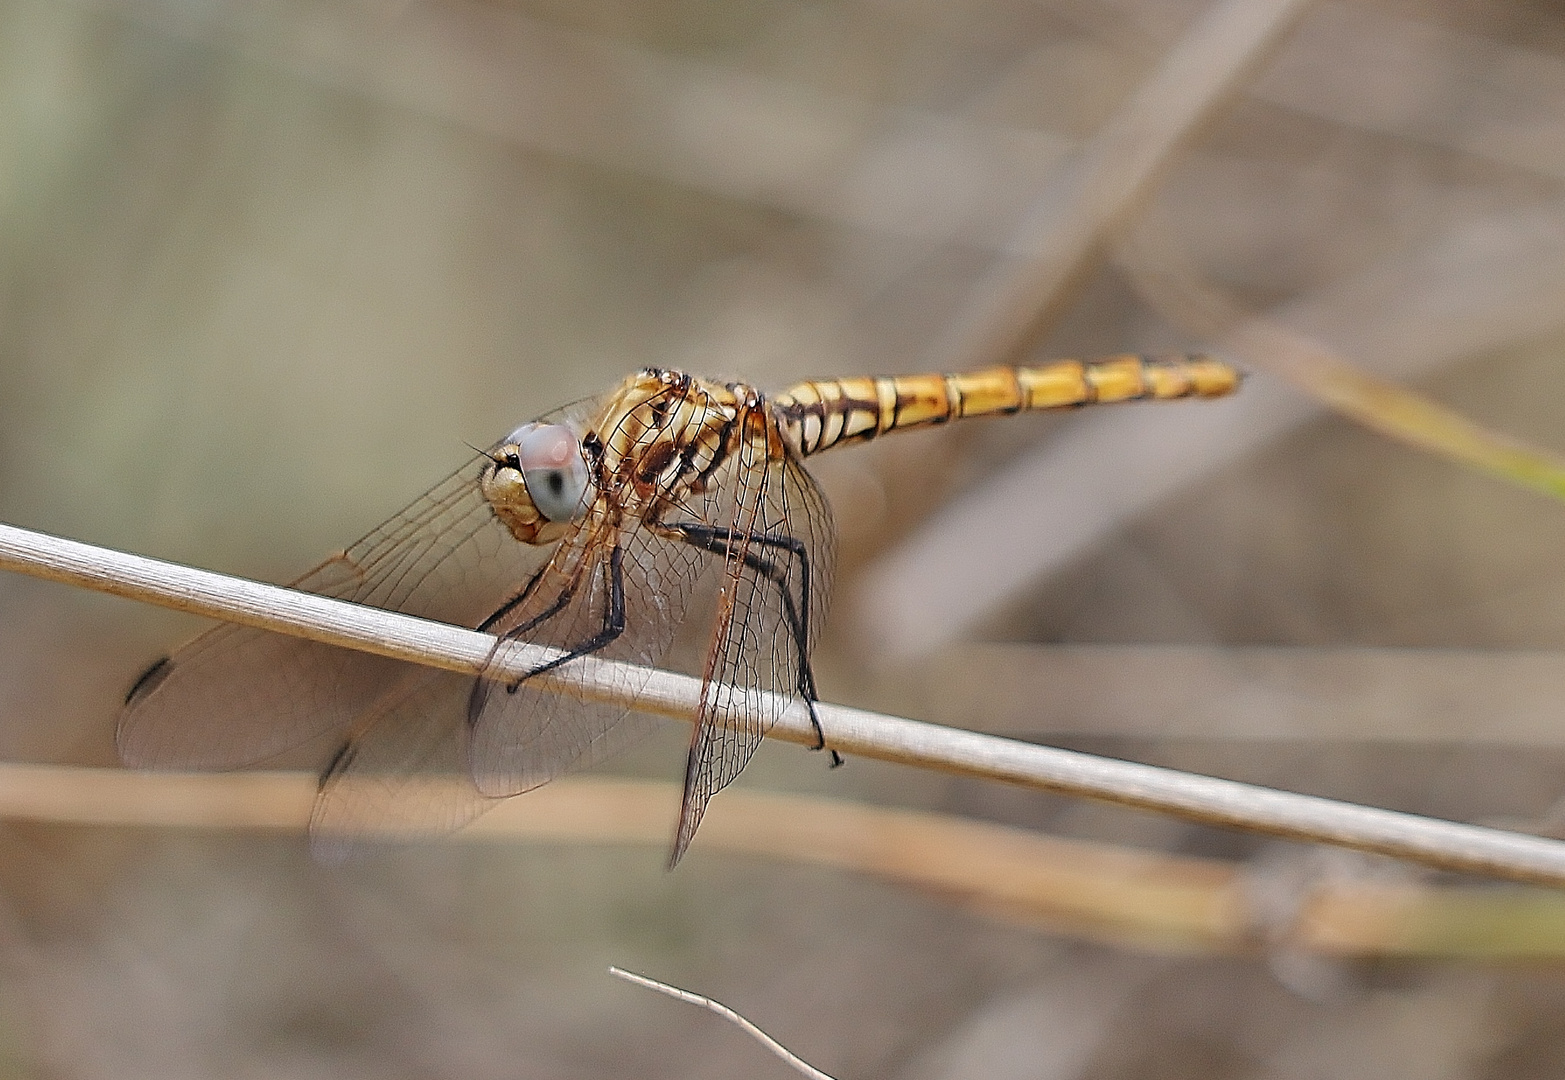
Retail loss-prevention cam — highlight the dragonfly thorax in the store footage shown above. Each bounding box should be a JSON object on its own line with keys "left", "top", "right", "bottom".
{"left": 481, "top": 422, "right": 593, "bottom": 545}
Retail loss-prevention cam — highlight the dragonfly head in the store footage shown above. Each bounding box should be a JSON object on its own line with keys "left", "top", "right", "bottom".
{"left": 481, "top": 422, "right": 592, "bottom": 545}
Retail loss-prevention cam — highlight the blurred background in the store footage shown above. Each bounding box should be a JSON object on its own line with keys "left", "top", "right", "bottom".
{"left": 7, "top": 0, "right": 1565, "bottom": 1075}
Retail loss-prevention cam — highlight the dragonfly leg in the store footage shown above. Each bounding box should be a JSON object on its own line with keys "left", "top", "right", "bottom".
{"left": 476, "top": 561, "right": 556, "bottom": 634}
{"left": 665, "top": 523, "right": 838, "bottom": 761}
{"left": 501, "top": 543, "right": 626, "bottom": 689}
{"left": 464, "top": 546, "right": 627, "bottom": 737}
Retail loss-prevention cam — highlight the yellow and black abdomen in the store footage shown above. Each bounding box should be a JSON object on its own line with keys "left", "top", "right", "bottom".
{"left": 772, "top": 354, "right": 1239, "bottom": 457}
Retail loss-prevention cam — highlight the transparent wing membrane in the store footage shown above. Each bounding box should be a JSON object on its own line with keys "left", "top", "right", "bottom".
{"left": 309, "top": 667, "right": 498, "bottom": 860}
{"left": 115, "top": 458, "right": 535, "bottom": 769}
{"left": 464, "top": 377, "right": 726, "bottom": 797}
{"left": 462, "top": 519, "right": 713, "bottom": 797}
{"left": 672, "top": 411, "right": 835, "bottom": 862}
{"left": 116, "top": 398, "right": 605, "bottom": 775}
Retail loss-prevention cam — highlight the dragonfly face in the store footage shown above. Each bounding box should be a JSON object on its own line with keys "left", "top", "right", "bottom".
{"left": 481, "top": 422, "right": 593, "bottom": 545}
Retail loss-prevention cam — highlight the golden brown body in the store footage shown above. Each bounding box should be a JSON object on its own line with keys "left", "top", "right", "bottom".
{"left": 492, "top": 355, "right": 1240, "bottom": 545}
{"left": 119, "top": 352, "right": 1241, "bottom": 866}
{"left": 772, "top": 354, "right": 1238, "bottom": 458}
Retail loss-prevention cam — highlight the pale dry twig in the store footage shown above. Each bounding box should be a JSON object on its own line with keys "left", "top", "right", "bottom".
{"left": 609, "top": 967, "right": 837, "bottom": 1080}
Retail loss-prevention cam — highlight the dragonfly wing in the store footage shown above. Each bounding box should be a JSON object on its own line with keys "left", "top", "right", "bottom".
{"left": 671, "top": 415, "right": 836, "bottom": 863}
{"left": 464, "top": 511, "right": 715, "bottom": 796}
{"left": 308, "top": 665, "right": 499, "bottom": 859}
{"left": 117, "top": 446, "right": 562, "bottom": 770}
{"left": 117, "top": 389, "right": 613, "bottom": 772}
{"left": 117, "top": 577, "right": 410, "bottom": 770}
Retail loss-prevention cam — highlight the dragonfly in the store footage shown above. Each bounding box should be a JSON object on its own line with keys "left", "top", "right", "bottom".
{"left": 118, "top": 354, "right": 1240, "bottom": 864}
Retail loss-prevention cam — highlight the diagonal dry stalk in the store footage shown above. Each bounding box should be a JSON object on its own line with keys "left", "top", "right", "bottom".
{"left": 6, "top": 519, "right": 1565, "bottom": 887}
{"left": 1116, "top": 203, "right": 1565, "bottom": 504}
{"left": 859, "top": 197, "right": 1565, "bottom": 655}
{"left": 610, "top": 967, "right": 837, "bottom": 1080}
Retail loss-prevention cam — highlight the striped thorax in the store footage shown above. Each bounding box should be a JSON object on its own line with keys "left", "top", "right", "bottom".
{"left": 483, "top": 369, "right": 786, "bottom": 546}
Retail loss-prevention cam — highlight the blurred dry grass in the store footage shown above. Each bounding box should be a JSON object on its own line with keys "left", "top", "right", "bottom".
{"left": 8, "top": 0, "right": 1565, "bottom": 1076}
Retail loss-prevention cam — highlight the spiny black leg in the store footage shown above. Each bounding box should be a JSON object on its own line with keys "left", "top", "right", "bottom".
{"left": 477, "top": 561, "right": 556, "bottom": 633}
{"left": 671, "top": 523, "right": 835, "bottom": 758}
{"left": 517, "top": 543, "right": 626, "bottom": 683}
{"left": 673, "top": 526, "right": 810, "bottom": 683}
{"left": 467, "top": 546, "right": 627, "bottom": 726}
{"left": 486, "top": 571, "right": 581, "bottom": 692}
{"left": 499, "top": 578, "right": 575, "bottom": 689}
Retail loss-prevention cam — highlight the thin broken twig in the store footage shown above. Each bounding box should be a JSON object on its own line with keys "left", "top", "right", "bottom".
{"left": 610, "top": 966, "right": 837, "bottom": 1080}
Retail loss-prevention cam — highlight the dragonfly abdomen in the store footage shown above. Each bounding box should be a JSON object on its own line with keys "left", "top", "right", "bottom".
{"left": 772, "top": 354, "right": 1239, "bottom": 457}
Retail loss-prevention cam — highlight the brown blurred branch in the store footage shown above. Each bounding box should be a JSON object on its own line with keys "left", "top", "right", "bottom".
{"left": 1, "top": 763, "right": 1564, "bottom": 958}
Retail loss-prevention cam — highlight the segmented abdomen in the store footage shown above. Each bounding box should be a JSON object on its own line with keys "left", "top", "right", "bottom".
{"left": 771, "top": 354, "right": 1239, "bottom": 458}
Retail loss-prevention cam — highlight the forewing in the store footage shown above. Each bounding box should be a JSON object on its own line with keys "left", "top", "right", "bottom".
{"left": 671, "top": 413, "right": 835, "bottom": 863}
{"left": 117, "top": 400, "right": 602, "bottom": 770}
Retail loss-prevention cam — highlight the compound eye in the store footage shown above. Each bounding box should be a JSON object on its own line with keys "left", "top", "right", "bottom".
{"left": 515, "top": 423, "right": 590, "bottom": 522}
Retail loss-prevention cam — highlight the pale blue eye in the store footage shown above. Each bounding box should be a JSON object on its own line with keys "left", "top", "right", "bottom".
{"left": 516, "top": 424, "right": 590, "bottom": 522}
